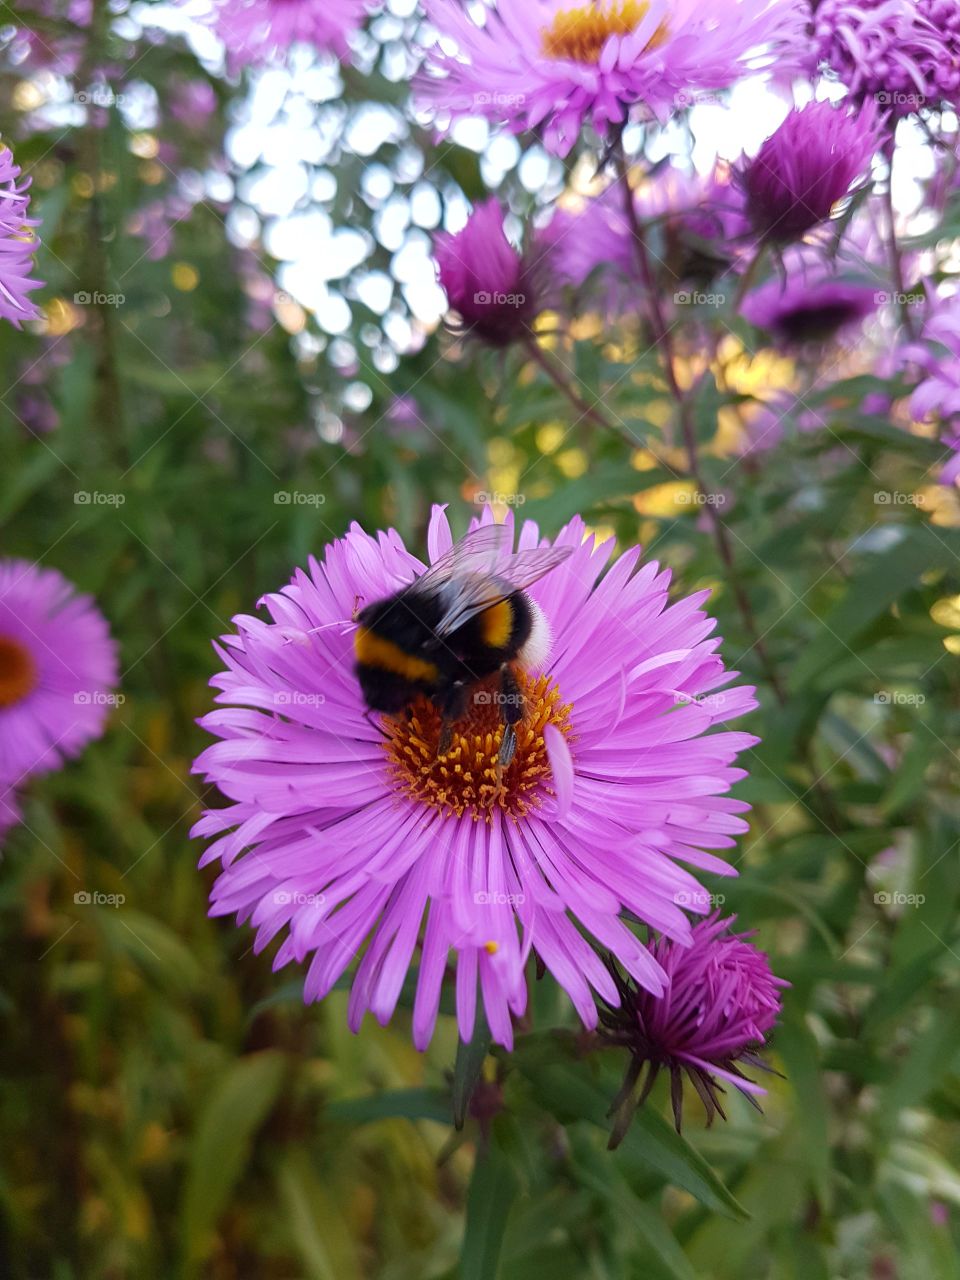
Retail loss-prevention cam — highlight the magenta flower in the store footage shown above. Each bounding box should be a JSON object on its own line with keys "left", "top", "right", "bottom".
{"left": 0, "top": 560, "right": 119, "bottom": 786}
{"left": 742, "top": 250, "right": 881, "bottom": 347}
{"left": 742, "top": 100, "right": 880, "bottom": 244}
{"left": 600, "top": 913, "right": 787, "bottom": 1139}
{"left": 192, "top": 507, "right": 758, "bottom": 1050}
{"left": 434, "top": 199, "right": 539, "bottom": 347}
{"left": 813, "top": 0, "right": 960, "bottom": 113}
{"left": 209, "top": 0, "right": 374, "bottom": 68}
{"left": 0, "top": 144, "right": 42, "bottom": 329}
{"left": 417, "top": 0, "right": 807, "bottom": 157}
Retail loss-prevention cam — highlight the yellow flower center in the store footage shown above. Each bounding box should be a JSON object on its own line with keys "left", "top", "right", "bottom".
{"left": 541, "top": 0, "right": 668, "bottom": 65}
{"left": 0, "top": 635, "right": 38, "bottom": 708}
{"left": 384, "top": 670, "right": 573, "bottom": 821}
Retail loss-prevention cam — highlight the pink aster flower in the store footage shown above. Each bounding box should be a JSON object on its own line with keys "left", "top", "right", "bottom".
{"left": 0, "top": 560, "right": 119, "bottom": 785}
{"left": 813, "top": 0, "right": 960, "bottom": 114}
{"left": 417, "top": 0, "right": 808, "bottom": 157}
{"left": 600, "top": 912, "right": 787, "bottom": 1139}
{"left": 192, "top": 506, "right": 758, "bottom": 1051}
{"left": 433, "top": 199, "right": 541, "bottom": 346}
{"left": 0, "top": 144, "right": 42, "bottom": 329}
{"left": 742, "top": 99, "right": 881, "bottom": 244}
{"left": 208, "top": 0, "right": 375, "bottom": 68}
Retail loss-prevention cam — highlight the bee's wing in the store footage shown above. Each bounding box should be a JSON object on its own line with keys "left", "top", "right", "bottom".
{"left": 413, "top": 525, "right": 573, "bottom": 638}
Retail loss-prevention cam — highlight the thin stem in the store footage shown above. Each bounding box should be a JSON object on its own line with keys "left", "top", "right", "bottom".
{"left": 522, "top": 335, "right": 638, "bottom": 449}
{"left": 882, "top": 135, "right": 916, "bottom": 339}
{"left": 611, "top": 135, "right": 789, "bottom": 706}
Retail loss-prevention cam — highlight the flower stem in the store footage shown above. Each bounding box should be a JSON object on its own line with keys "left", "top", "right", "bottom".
{"left": 882, "top": 135, "right": 916, "bottom": 339}
{"left": 522, "top": 335, "right": 638, "bottom": 449}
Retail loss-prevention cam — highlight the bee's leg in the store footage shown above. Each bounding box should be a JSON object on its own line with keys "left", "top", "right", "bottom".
{"left": 496, "top": 666, "right": 523, "bottom": 770}
{"left": 436, "top": 681, "right": 468, "bottom": 757}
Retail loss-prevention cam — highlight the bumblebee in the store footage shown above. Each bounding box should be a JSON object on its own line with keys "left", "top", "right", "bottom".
{"left": 354, "top": 524, "right": 572, "bottom": 766}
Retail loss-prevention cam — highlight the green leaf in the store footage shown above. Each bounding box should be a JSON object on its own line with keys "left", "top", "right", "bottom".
{"left": 325, "top": 1087, "right": 453, "bottom": 1127}
{"left": 180, "top": 1051, "right": 287, "bottom": 1274}
{"left": 461, "top": 1142, "right": 519, "bottom": 1280}
{"left": 454, "top": 1022, "right": 492, "bottom": 1130}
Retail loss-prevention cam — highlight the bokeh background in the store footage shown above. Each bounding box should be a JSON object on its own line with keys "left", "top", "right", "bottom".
{"left": 3, "top": 2, "right": 960, "bottom": 1277}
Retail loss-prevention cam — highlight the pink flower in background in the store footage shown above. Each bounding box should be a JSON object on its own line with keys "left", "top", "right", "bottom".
{"left": 0, "top": 144, "right": 42, "bottom": 329}
{"left": 209, "top": 0, "right": 375, "bottom": 68}
{"left": 743, "top": 249, "right": 881, "bottom": 347}
{"left": 899, "top": 294, "right": 960, "bottom": 483}
{"left": 0, "top": 561, "right": 119, "bottom": 786}
{"left": 193, "top": 506, "right": 758, "bottom": 1050}
{"left": 742, "top": 100, "right": 881, "bottom": 244}
{"left": 418, "top": 0, "right": 807, "bottom": 157}
{"left": 543, "top": 165, "right": 749, "bottom": 314}
{"left": 600, "top": 913, "right": 787, "bottom": 1138}
{"left": 434, "top": 199, "right": 540, "bottom": 347}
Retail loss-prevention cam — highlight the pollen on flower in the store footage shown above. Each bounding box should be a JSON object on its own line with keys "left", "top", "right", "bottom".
{"left": 384, "top": 669, "right": 573, "bottom": 821}
{"left": 0, "top": 635, "right": 38, "bottom": 708}
{"left": 541, "top": 0, "right": 667, "bottom": 64}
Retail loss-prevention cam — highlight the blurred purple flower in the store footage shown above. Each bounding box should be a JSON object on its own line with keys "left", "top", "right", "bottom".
{"left": 418, "top": 0, "right": 807, "bottom": 157}
{"left": 434, "top": 199, "right": 539, "bottom": 347}
{"left": 899, "top": 295, "right": 960, "bottom": 483}
{"left": 169, "top": 78, "right": 218, "bottom": 126}
{"left": 209, "top": 0, "right": 374, "bottom": 68}
{"left": 0, "top": 145, "right": 42, "bottom": 329}
{"left": 543, "top": 165, "right": 749, "bottom": 315}
{"left": 742, "top": 99, "right": 880, "bottom": 244}
{"left": 0, "top": 560, "right": 119, "bottom": 787}
{"left": 600, "top": 912, "right": 787, "bottom": 1140}
{"left": 742, "top": 250, "right": 881, "bottom": 346}
{"left": 192, "top": 506, "right": 758, "bottom": 1050}
{"left": 813, "top": 0, "right": 960, "bottom": 112}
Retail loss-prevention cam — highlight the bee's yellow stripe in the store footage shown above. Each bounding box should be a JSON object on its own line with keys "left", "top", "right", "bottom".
{"left": 354, "top": 628, "right": 439, "bottom": 683}
{"left": 480, "top": 599, "right": 513, "bottom": 650}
